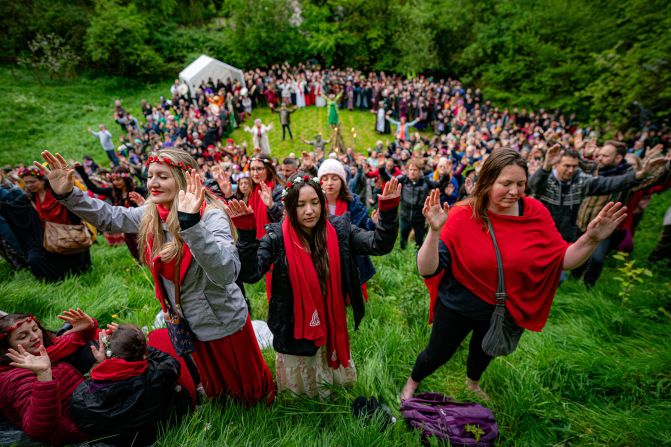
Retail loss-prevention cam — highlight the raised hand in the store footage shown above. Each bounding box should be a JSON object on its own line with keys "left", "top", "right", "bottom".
{"left": 585, "top": 202, "right": 627, "bottom": 243}
{"left": 464, "top": 176, "right": 475, "bottom": 196}
{"left": 178, "top": 169, "right": 205, "bottom": 214}
{"left": 370, "top": 209, "right": 379, "bottom": 225}
{"left": 57, "top": 308, "right": 95, "bottom": 335}
{"left": 213, "top": 167, "right": 233, "bottom": 198}
{"left": 90, "top": 329, "right": 109, "bottom": 364}
{"left": 636, "top": 148, "right": 670, "bottom": 180}
{"left": 6, "top": 345, "right": 52, "bottom": 379}
{"left": 223, "top": 199, "right": 254, "bottom": 219}
{"left": 128, "top": 191, "right": 145, "bottom": 206}
{"left": 35, "top": 150, "right": 75, "bottom": 195}
{"left": 423, "top": 189, "right": 450, "bottom": 232}
{"left": 258, "top": 181, "right": 274, "bottom": 208}
{"left": 380, "top": 176, "right": 402, "bottom": 200}
{"left": 543, "top": 144, "right": 563, "bottom": 170}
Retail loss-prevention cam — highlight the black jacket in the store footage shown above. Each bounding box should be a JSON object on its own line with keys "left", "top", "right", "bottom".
{"left": 70, "top": 348, "right": 191, "bottom": 446}
{"left": 237, "top": 208, "right": 399, "bottom": 356}
{"left": 398, "top": 175, "right": 438, "bottom": 222}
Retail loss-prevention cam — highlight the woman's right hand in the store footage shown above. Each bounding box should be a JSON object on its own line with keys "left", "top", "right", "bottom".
{"left": 423, "top": 189, "right": 449, "bottom": 232}
{"left": 35, "top": 150, "right": 75, "bottom": 196}
{"left": 6, "top": 345, "right": 52, "bottom": 381}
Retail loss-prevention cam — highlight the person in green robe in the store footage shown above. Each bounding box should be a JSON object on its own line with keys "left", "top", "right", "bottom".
{"left": 325, "top": 92, "right": 343, "bottom": 128}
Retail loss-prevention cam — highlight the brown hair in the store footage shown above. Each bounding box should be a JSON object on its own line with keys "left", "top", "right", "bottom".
{"left": 0, "top": 314, "right": 54, "bottom": 366}
{"left": 466, "top": 148, "right": 528, "bottom": 225}
{"left": 106, "top": 324, "right": 147, "bottom": 361}
{"left": 604, "top": 140, "right": 627, "bottom": 157}
{"left": 283, "top": 172, "right": 330, "bottom": 296}
{"left": 405, "top": 158, "right": 423, "bottom": 171}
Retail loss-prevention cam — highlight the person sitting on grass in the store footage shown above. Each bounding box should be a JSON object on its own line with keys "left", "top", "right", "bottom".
{"left": 70, "top": 324, "right": 192, "bottom": 446}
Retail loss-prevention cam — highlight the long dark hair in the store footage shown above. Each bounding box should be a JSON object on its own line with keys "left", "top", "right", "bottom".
{"left": 284, "top": 172, "right": 330, "bottom": 296}
{"left": 467, "top": 148, "right": 528, "bottom": 225}
{"left": 0, "top": 313, "right": 54, "bottom": 366}
{"left": 109, "top": 166, "right": 136, "bottom": 206}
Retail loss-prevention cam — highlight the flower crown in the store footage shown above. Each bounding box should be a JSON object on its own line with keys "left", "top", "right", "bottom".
{"left": 0, "top": 315, "right": 35, "bottom": 341}
{"left": 282, "top": 174, "right": 320, "bottom": 198}
{"left": 18, "top": 167, "right": 44, "bottom": 178}
{"left": 145, "top": 156, "right": 190, "bottom": 171}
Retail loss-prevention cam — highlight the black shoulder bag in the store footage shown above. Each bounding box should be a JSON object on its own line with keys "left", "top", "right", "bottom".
{"left": 480, "top": 214, "right": 525, "bottom": 357}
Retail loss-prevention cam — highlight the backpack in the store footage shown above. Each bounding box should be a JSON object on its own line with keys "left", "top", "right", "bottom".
{"left": 400, "top": 393, "right": 498, "bottom": 446}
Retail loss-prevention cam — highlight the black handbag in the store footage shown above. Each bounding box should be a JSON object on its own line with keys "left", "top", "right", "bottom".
{"left": 161, "top": 256, "right": 195, "bottom": 357}
{"left": 481, "top": 214, "right": 525, "bottom": 357}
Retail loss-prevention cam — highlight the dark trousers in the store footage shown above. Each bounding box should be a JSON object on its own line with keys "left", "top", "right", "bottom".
{"left": 650, "top": 224, "right": 671, "bottom": 262}
{"left": 105, "top": 149, "right": 119, "bottom": 166}
{"left": 281, "top": 124, "right": 293, "bottom": 141}
{"left": 580, "top": 229, "right": 626, "bottom": 287}
{"left": 411, "top": 300, "right": 493, "bottom": 383}
{"left": 400, "top": 218, "right": 426, "bottom": 249}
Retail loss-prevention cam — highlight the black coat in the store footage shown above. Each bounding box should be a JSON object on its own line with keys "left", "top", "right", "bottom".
{"left": 398, "top": 175, "right": 438, "bottom": 222}
{"left": 237, "top": 208, "right": 399, "bottom": 356}
{"left": 70, "top": 348, "right": 191, "bottom": 447}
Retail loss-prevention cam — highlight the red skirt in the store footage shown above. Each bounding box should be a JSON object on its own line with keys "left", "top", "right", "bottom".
{"left": 147, "top": 328, "right": 197, "bottom": 405}
{"left": 193, "top": 316, "right": 275, "bottom": 405}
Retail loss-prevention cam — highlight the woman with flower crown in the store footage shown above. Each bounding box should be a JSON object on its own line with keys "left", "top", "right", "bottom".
{"left": 225, "top": 172, "right": 401, "bottom": 398}
{"left": 35, "top": 149, "right": 275, "bottom": 406}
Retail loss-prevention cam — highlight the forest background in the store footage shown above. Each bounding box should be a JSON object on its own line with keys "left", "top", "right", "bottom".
{"left": 2, "top": 0, "right": 670, "bottom": 133}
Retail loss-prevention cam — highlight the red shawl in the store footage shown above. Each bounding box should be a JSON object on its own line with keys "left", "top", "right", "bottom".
{"left": 425, "top": 197, "right": 568, "bottom": 331}
{"left": 249, "top": 180, "right": 275, "bottom": 239}
{"left": 146, "top": 204, "right": 200, "bottom": 312}
{"left": 35, "top": 189, "right": 71, "bottom": 225}
{"left": 282, "top": 218, "right": 350, "bottom": 369}
{"left": 334, "top": 198, "right": 348, "bottom": 217}
{"left": 90, "top": 358, "right": 148, "bottom": 381}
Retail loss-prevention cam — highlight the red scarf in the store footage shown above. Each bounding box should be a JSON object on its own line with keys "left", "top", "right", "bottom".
{"left": 248, "top": 180, "right": 275, "bottom": 239}
{"left": 90, "top": 358, "right": 149, "bottom": 381}
{"left": 35, "top": 189, "right": 71, "bottom": 225}
{"left": 282, "top": 218, "right": 350, "bottom": 369}
{"left": 424, "top": 197, "right": 568, "bottom": 331}
{"left": 334, "top": 198, "right": 348, "bottom": 216}
{"left": 146, "top": 204, "right": 199, "bottom": 312}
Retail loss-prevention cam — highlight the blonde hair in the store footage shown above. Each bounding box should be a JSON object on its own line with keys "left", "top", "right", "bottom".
{"left": 138, "top": 149, "right": 228, "bottom": 264}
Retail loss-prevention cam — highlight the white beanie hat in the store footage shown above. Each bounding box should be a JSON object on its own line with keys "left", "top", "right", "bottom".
{"left": 318, "top": 158, "right": 347, "bottom": 183}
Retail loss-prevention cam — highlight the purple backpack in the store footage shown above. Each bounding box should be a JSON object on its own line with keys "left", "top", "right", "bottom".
{"left": 400, "top": 393, "right": 499, "bottom": 446}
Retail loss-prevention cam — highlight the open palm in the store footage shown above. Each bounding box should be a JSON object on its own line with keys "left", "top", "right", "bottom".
{"left": 178, "top": 169, "right": 205, "bottom": 214}
{"left": 423, "top": 189, "right": 450, "bottom": 231}
{"left": 36, "top": 150, "right": 75, "bottom": 195}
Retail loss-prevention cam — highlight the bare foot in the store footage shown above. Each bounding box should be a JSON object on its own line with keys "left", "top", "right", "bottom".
{"left": 400, "top": 377, "right": 420, "bottom": 402}
{"left": 466, "top": 378, "right": 490, "bottom": 401}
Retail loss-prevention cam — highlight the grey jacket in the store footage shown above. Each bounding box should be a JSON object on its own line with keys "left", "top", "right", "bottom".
{"left": 59, "top": 188, "right": 248, "bottom": 341}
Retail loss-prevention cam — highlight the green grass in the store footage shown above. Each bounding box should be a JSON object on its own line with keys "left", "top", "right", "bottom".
{"left": 2, "top": 69, "right": 671, "bottom": 446}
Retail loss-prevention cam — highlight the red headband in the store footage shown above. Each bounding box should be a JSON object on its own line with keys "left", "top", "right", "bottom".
{"left": 145, "top": 156, "right": 190, "bottom": 171}
{"left": 0, "top": 315, "right": 36, "bottom": 342}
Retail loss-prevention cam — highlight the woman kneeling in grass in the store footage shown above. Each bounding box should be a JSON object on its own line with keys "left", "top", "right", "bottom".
{"left": 36, "top": 149, "right": 274, "bottom": 406}
{"left": 226, "top": 173, "right": 400, "bottom": 398}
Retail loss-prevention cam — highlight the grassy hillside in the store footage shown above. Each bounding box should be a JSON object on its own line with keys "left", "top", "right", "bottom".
{"left": 1, "top": 69, "right": 670, "bottom": 446}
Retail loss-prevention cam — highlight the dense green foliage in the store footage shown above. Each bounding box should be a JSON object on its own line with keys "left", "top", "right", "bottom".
{"left": 3, "top": 0, "right": 670, "bottom": 129}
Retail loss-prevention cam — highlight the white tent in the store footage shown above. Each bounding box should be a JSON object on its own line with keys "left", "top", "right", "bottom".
{"left": 179, "top": 55, "right": 245, "bottom": 96}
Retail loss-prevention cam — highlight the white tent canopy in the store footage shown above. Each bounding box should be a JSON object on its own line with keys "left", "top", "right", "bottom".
{"left": 179, "top": 55, "right": 245, "bottom": 96}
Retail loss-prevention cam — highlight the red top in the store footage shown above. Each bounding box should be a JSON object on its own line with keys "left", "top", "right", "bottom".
{"left": 34, "top": 189, "right": 71, "bottom": 225}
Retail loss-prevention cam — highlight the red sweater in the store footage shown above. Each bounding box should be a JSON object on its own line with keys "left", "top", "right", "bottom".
{"left": 0, "top": 362, "right": 87, "bottom": 445}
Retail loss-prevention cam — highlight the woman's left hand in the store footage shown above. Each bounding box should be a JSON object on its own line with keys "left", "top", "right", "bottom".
{"left": 379, "top": 177, "right": 402, "bottom": 200}
{"left": 58, "top": 308, "right": 94, "bottom": 335}
{"left": 178, "top": 169, "right": 205, "bottom": 214}
{"left": 585, "top": 202, "right": 628, "bottom": 243}
{"left": 90, "top": 329, "right": 108, "bottom": 364}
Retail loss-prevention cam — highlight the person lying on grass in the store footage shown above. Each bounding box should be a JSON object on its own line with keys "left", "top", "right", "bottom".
{"left": 225, "top": 173, "right": 400, "bottom": 398}
{"left": 36, "top": 149, "right": 275, "bottom": 406}
{"left": 400, "top": 148, "right": 629, "bottom": 402}
{"left": 0, "top": 309, "right": 98, "bottom": 445}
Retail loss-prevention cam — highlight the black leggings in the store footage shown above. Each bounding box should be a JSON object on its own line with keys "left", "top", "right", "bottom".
{"left": 411, "top": 299, "right": 493, "bottom": 382}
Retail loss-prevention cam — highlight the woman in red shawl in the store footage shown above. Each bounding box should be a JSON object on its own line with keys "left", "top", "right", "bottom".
{"left": 226, "top": 174, "right": 401, "bottom": 398}
{"left": 19, "top": 166, "right": 92, "bottom": 278}
{"left": 400, "top": 148, "right": 628, "bottom": 401}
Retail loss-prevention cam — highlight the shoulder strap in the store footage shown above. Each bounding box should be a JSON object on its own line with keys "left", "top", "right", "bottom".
{"left": 173, "top": 253, "right": 182, "bottom": 308}
{"left": 484, "top": 212, "right": 506, "bottom": 304}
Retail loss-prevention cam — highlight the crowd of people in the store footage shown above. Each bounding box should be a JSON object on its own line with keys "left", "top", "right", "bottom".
{"left": 1, "top": 62, "right": 670, "bottom": 445}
